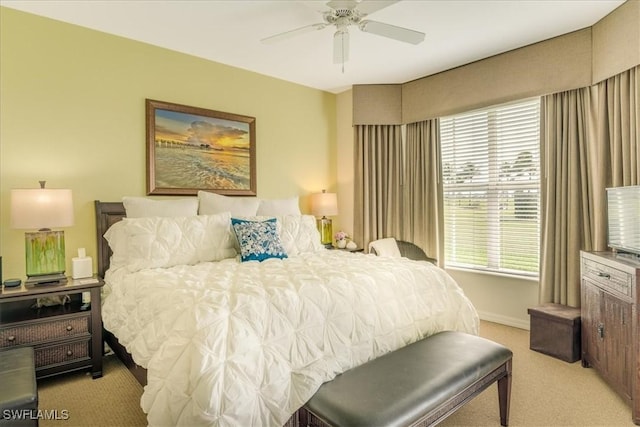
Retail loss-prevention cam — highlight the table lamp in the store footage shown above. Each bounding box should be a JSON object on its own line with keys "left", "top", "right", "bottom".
{"left": 311, "top": 189, "right": 338, "bottom": 248}
{"left": 10, "top": 181, "right": 74, "bottom": 286}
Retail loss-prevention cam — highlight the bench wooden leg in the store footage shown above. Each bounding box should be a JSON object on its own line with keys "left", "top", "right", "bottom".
{"left": 497, "top": 359, "right": 512, "bottom": 426}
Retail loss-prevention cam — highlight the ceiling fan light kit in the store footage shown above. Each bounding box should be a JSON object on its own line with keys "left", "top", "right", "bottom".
{"left": 261, "top": 0, "right": 425, "bottom": 68}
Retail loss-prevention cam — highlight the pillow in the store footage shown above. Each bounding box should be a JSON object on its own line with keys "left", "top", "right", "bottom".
{"left": 122, "top": 196, "right": 198, "bottom": 218}
{"left": 198, "top": 191, "right": 260, "bottom": 216}
{"left": 230, "top": 215, "right": 323, "bottom": 256}
{"left": 368, "top": 237, "right": 402, "bottom": 258}
{"left": 105, "top": 213, "right": 236, "bottom": 272}
{"left": 231, "top": 217, "right": 287, "bottom": 262}
{"left": 103, "top": 221, "right": 130, "bottom": 269}
{"left": 277, "top": 215, "right": 324, "bottom": 255}
{"left": 256, "top": 196, "right": 301, "bottom": 216}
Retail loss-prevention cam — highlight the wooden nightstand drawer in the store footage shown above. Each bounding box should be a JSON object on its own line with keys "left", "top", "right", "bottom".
{"left": 0, "top": 314, "right": 90, "bottom": 347}
{"left": 35, "top": 339, "right": 90, "bottom": 369}
{"left": 582, "top": 257, "right": 632, "bottom": 297}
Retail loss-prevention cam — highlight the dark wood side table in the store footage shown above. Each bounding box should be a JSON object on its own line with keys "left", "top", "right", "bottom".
{"left": 0, "top": 277, "right": 105, "bottom": 379}
{"left": 581, "top": 251, "right": 639, "bottom": 425}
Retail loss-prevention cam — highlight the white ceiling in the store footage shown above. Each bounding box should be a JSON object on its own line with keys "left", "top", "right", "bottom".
{"left": 1, "top": 0, "right": 626, "bottom": 94}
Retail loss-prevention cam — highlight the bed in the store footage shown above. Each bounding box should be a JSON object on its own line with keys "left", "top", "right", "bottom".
{"left": 95, "top": 200, "right": 479, "bottom": 427}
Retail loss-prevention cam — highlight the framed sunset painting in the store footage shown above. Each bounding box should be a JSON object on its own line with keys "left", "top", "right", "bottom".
{"left": 145, "top": 99, "right": 256, "bottom": 196}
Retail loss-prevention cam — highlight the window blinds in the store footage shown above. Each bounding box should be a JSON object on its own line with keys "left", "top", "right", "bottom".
{"left": 440, "top": 99, "right": 541, "bottom": 276}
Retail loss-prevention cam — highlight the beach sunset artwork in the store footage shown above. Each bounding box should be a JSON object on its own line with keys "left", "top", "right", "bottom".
{"left": 146, "top": 100, "right": 256, "bottom": 195}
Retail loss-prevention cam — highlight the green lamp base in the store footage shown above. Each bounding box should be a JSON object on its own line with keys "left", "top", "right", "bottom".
{"left": 25, "top": 230, "right": 66, "bottom": 284}
{"left": 317, "top": 217, "right": 333, "bottom": 248}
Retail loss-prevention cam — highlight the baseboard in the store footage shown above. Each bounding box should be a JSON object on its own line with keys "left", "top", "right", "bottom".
{"left": 477, "top": 310, "right": 530, "bottom": 330}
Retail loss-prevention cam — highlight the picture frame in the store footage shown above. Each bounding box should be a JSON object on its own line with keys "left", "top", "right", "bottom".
{"left": 146, "top": 99, "right": 256, "bottom": 196}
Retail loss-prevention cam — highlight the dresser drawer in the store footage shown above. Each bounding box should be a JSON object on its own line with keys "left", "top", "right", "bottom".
{"left": 582, "top": 257, "right": 632, "bottom": 297}
{"left": 35, "top": 339, "right": 90, "bottom": 369}
{"left": 0, "top": 314, "right": 90, "bottom": 348}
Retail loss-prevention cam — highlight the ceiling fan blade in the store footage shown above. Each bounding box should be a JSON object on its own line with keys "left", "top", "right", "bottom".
{"left": 333, "top": 30, "right": 350, "bottom": 64}
{"left": 359, "top": 20, "right": 425, "bottom": 44}
{"left": 355, "top": 0, "right": 400, "bottom": 16}
{"left": 261, "top": 23, "right": 326, "bottom": 44}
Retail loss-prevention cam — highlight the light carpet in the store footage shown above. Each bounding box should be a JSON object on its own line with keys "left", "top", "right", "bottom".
{"left": 440, "top": 321, "right": 633, "bottom": 426}
{"left": 37, "top": 321, "right": 634, "bottom": 426}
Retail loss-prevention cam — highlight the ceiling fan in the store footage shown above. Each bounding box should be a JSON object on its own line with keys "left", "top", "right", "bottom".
{"left": 261, "top": 0, "right": 425, "bottom": 67}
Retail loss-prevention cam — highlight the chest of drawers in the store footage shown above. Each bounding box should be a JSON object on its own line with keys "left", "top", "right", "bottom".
{"left": 580, "top": 251, "right": 639, "bottom": 424}
{"left": 0, "top": 279, "right": 104, "bottom": 379}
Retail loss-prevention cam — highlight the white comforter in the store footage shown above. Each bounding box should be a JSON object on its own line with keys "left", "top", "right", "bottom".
{"left": 102, "top": 250, "right": 478, "bottom": 426}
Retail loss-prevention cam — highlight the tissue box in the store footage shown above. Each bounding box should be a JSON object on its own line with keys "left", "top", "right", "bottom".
{"left": 72, "top": 257, "right": 93, "bottom": 279}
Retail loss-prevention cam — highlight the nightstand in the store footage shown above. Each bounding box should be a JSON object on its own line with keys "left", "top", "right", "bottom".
{"left": 0, "top": 278, "right": 105, "bottom": 379}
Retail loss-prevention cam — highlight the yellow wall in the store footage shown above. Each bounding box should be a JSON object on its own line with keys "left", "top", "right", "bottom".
{"left": 0, "top": 8, "right": 337, "bottom": 279}
{"left": 335, "top": 89, "right": 354, "bottom": 240}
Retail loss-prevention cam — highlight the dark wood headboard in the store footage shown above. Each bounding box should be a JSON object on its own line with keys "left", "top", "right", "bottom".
{"left": 94, "top": 201, "right": 126, "bottom": 278}
{"left": 94, "top": 200, "right": 150, "bottom": 386}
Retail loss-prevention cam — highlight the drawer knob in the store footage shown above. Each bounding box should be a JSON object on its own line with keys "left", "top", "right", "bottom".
{"left": 66, "top": 325, "right": 73, "bottom": 331}
{"left": 597, "top": 271, "right": 611, "bottom": 279}
{"left": 66, "top": 350, "right": 73, "bottom": 357}
{"left": 7, "top": 335, "right": 16, "bottom": 342}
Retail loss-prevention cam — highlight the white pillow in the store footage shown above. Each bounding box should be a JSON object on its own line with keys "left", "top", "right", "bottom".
{"left": 277, "top": 215, "right": 324, "bottom": 255}
{"left": 368, "top": 237, "right": 402, "bottom": 258}
{"left": 103, "top": 221, "right": 130, "bottom": 269}
{"left": 104, "top": 213, "right": 236, "bottom": 272}
{"left": 198, "top": 191, "right": 260, "bottom": 216}
{"left": 256, "top": 196, "right": 301, "bottom": 216}
{"left": 122, "top": 196, "right": 198, "bottom": 218}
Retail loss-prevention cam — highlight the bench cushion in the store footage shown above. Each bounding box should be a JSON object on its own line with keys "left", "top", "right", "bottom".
{"left": 0, "top": 347, "right": 37, "bottom": 412}
{"left": 0, "top": 347, "right": 38, "bottom": 427}
{"left": 304, "top": 331, "right": 512, "bottom": 427}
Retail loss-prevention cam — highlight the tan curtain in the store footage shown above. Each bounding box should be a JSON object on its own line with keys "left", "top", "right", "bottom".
{"left": 540, "top": 88, "right": 594, "bottom": 307}
{"left": 589, "top": 66, "right": 640, "bottom": 250}
{"left": 540, "top": 66, "right": 639, "bottom": 307}
{"left": 600, "top": 66, "right": 639, "bottom": 187}
{"left": 354, "top": 125, "right": 403, "bottom": 249}
{"left": 404, "top": 119, "right": 444, "bottom": 265}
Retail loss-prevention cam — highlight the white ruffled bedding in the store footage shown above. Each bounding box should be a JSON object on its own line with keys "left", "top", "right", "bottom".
{"left": 102, "top": 250, "right": 479, "bottom": 426}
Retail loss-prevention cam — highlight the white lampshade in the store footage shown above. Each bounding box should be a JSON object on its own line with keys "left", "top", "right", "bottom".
{"left": 11, "top": 187, "right": 74, "bottom": 230}
{"left": 311, "top": 190, "right": 338, "bottom": 217}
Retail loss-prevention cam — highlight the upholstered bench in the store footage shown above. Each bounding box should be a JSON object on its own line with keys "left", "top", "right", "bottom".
{"left": 0, "top": 347, "right": 38, "bottom": 427}
{"left": 301, "top": 331, "right": 513, "bottom": 427}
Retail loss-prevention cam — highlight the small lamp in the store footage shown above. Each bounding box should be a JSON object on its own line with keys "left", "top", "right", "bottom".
{"left": 311, "top": 189, "right": 338, "bottom": 248}
{"left": 11, "top": 181, "right": 74, "bottom": 286}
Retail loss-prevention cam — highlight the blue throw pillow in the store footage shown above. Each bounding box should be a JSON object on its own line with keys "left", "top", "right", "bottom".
{"left": 231, "top": 217, "right": 288, "bottom": 262}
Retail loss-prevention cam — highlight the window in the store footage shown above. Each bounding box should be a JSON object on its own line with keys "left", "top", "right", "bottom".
{"left": 440, "top": 99, "right": 540, "bottom": 276}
